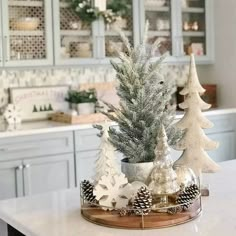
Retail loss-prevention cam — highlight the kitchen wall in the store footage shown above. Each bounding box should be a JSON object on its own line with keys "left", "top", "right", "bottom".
{"left": 0, "top": 64, "right": 189, "bottom": 112}
{"left": 197, "top": 0, "right": 236, "bottom": 108}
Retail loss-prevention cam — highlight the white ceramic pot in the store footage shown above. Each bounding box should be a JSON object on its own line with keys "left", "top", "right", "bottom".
{"left": 77, "top": 103, "right": 95, "bottom": 115}
{"left": 121, "top": 158, "right": 153, "bottom": 184}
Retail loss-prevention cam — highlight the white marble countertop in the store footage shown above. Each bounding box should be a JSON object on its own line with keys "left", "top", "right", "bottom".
{"left": 0, "top": 108, "right": 235, "bottom": 138}
{"left": 0, "top": 160, "right": 236, "bottom": 236}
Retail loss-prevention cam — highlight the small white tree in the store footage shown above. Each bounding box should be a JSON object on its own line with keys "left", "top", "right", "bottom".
{"left": 174, "top": 54, "right": 220, "bottom": 177}
{"left": 94, "top": 122, "right": 120, "bottom": 183}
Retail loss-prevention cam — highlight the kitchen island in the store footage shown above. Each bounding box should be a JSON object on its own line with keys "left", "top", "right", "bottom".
{"left": 0, "top": 160, "right": 235, "bottom": 236}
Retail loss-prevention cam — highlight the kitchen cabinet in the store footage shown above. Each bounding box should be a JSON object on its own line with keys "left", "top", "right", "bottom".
{"left": 0, "top": 0, "right": 214, "bottom": 68}
{"left": 0, "top": 160, "right": 23, "bottom": 200}
{"left": 23, "top": 154, "right": 75, "bottom": 196}
{"left": 75, "top": 150, "right": 98, "bottom": 184}
{"left": 0, "top": 154, "right": 75, "bottom": 200}
{"left": 0, "top": 0, "right": 53, "bottom": 67}
{"left": 140, "top": 0, "right": 214, "bottom": 63}
{"left": 53, "top": 0, "right": 137, "bottom": 65}
{"left": 0, "top": 131, "right": 75, "bottom": 200}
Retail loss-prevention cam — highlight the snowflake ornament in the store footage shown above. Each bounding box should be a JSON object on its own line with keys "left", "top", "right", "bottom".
{"left": 3, "top": 104, "right": 21, "bottom": 124}
{"left": 94, "top": 174, "right": 132, "bottom": 210}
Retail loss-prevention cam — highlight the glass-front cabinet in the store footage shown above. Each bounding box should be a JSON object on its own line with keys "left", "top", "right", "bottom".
{"left": 53, "top": 0, "right": 100, "bottom": 65}
{"left": 0, "top": 0, "right": 214, "bottom": 67}
{"left": 141, "top": 0, "right": 213, "bottom": 63}
{"left": 53, "top": 0, "right": 137, "bottom": 65}
{"left": 180, "top": 0, "right": 213, "bottom": 62}
{"left": 143, "top": 0, "right": 172, "bottom": 57}
{"left": 104, "top": 0, "right": 134, "bottom": 58}
{"left": 0, "top": 0, "right": 53, "bottom": 67}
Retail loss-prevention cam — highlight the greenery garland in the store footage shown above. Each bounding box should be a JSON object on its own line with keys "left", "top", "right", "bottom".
{"left": 69, "top": 0, "right": 131, "bottom": 24}
{"left": 70, "top": 0, "right": 99, "bottom": 24}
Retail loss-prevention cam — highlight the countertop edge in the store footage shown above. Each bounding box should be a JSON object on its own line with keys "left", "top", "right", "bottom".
{"left": 0, "top": 108, "right": 236, "bottom": 138}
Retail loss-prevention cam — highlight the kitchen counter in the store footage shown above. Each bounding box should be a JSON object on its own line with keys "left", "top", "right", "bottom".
{"left": 0, "top": 108, "right": 235, "bottom": 138}
{"left": 0, "top": 160, "right": 235, "bottom": 236}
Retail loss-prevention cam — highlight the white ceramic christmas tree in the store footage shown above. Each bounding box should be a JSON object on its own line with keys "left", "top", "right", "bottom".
{"left": 174, "top": 54, "right": 220, "bottom": 178}
{"left": 93, "top": 121, "right": 120, "bottom": 183}
{"left": 149, "top": 125, "right": 179, "bottom": 207}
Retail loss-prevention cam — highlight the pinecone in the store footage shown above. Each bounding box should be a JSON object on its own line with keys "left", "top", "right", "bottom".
{"left": 118, "top": 207, "right": 128, "bottom": 217}
{"left": 132, "top": 187, "right": 152, "bottom": 215}
{"left": 81, "top": 180, "right": 96, "bottom": 203}
{"left": 176, "top": 184, "right": 200, "bottom": 210}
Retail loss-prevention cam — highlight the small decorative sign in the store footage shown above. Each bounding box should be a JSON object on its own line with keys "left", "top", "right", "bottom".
{"left": 10, "top": 86, "right": 69, "bottom": 121}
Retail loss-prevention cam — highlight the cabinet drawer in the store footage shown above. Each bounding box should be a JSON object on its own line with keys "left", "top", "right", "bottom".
{"left": 75, "top": 129, "right": 101, "bottom": 152}
{"left": 205, "top": 114, "right": 235, "bottom": 134}
{"left": 0, "top": 132, "right": 74, "bottom": 160}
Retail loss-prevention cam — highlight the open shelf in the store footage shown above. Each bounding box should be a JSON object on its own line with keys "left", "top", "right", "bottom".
{"left": 10, "top": 30, "right": 44, "bottom": 36}
{"left": 105, "top": 31, "right": 132, "bottom": 37}
{"left": 8, "top": 0, "right": 43, "bottom": 7}
{"left": 148, "top": 31, "right": 170, "bottom": 37}
{"left": 182, "top": 7, "right": 205, "bottom": 13}
{"left": 61, "top": 30, "right": 91, "bottom": 36}
{"left": 183, "top": 31, "right": 205, "bottom": 37}
{"left": 145, "top": 6, "right": 169, "bottom": 12}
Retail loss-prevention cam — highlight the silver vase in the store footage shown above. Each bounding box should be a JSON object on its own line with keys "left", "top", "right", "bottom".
{"left": 121, "top": 158, "right": 153, "bottom": 184}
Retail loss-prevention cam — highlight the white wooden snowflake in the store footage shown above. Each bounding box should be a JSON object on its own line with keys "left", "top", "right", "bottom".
{"left": 3, "top": 104, "right": 21, "bottom": 124}
{"left": 94, "top": 174, "right": 132, "bottom": 210}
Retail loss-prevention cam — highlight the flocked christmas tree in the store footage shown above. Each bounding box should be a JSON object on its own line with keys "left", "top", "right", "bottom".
{"left": 148, "top": 125, "right": 179, "bottom": 207}
{"left": 93, "top": 122, "right": 120, "bottom": 183}
{"left": 105, "top": 23, "right": 183, "bottom": 163}
{"left": 174, "top": 54, "right": 220, "bottom": 177}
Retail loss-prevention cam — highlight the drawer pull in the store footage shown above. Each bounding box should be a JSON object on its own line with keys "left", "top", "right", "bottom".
{"left": 17, "top": 165, "right": 23, "bottom": 170}
{"left": 24, "top": 164, "right": 31, "bottom": 169}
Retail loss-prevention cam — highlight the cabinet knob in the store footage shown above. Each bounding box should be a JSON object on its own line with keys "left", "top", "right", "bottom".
{"left": 17, "top": 165, "right": 23, "bottom": 170}
{"left": 24, "top": 164, "right": 31, "bottom": 169}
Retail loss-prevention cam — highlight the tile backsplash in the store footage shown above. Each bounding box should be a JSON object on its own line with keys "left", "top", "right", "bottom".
{"left": 0, "top": 65, "right": 189, "bottom": 112}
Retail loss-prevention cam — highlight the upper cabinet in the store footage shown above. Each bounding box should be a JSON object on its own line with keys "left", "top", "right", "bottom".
{"left": 53, "top": 0, "right": 100, "bottom": 65}
{"left": 53, "top": 0, "right": 137, "bottom": 65}
{"left": 140, "top": 0, "right": 213, "bottom": 63}
{"left": 0, "top": 0, "right": 53, "bottom": 67}
{"left": 0, "top": 0, "right": 214, "bottom": 68}
{"left": 180, "top": 0, "right": 214, "bottom": 63}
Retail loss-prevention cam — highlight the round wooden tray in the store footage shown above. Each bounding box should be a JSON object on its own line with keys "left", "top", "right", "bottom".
{"left": 81, "top": 200, "right": 202, "bottom": 229}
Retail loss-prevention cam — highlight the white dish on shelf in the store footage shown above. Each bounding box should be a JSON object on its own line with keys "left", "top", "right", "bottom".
{"left": 10, "top": 17, "right": 40, "bottom": 31}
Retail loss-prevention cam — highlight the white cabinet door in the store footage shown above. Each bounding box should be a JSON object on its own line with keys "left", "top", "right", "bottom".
{"left": 23, "top": 154, "right": 75, "bottom": 196}
{"left": 76, "top": 150, "right": 99, "bottom": 185}
{"left": 1, "top": 0, "right": 53, "bottom": 67}
{"left": 0, "top": 160, "right": 24, "bottom": 200}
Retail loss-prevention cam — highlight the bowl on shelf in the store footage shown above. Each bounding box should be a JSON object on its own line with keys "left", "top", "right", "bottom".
{"left": 10, "top": 17, "right": 40, "bottom": 31}
{"left": 69, "top": 21, "right": 82, "bottom": 30}
{"left": 107, "top": 41, "right": 123, "bottom": 55}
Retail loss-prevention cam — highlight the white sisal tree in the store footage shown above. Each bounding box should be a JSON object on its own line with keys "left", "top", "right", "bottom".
{"left": 93, "top": 122, "right": 120, "bottom": 183}
{"left": 174, "top": 54, "right": 220, "bottom": 177}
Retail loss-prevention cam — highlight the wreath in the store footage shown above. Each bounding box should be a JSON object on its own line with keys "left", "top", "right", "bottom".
{"left": 70, "top": 0, "right": 132, "bottom": 24}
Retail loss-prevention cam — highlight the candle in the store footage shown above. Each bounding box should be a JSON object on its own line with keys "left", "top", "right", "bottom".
{"left": 94, "top": 0, "right": 107, "bottom": 11}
